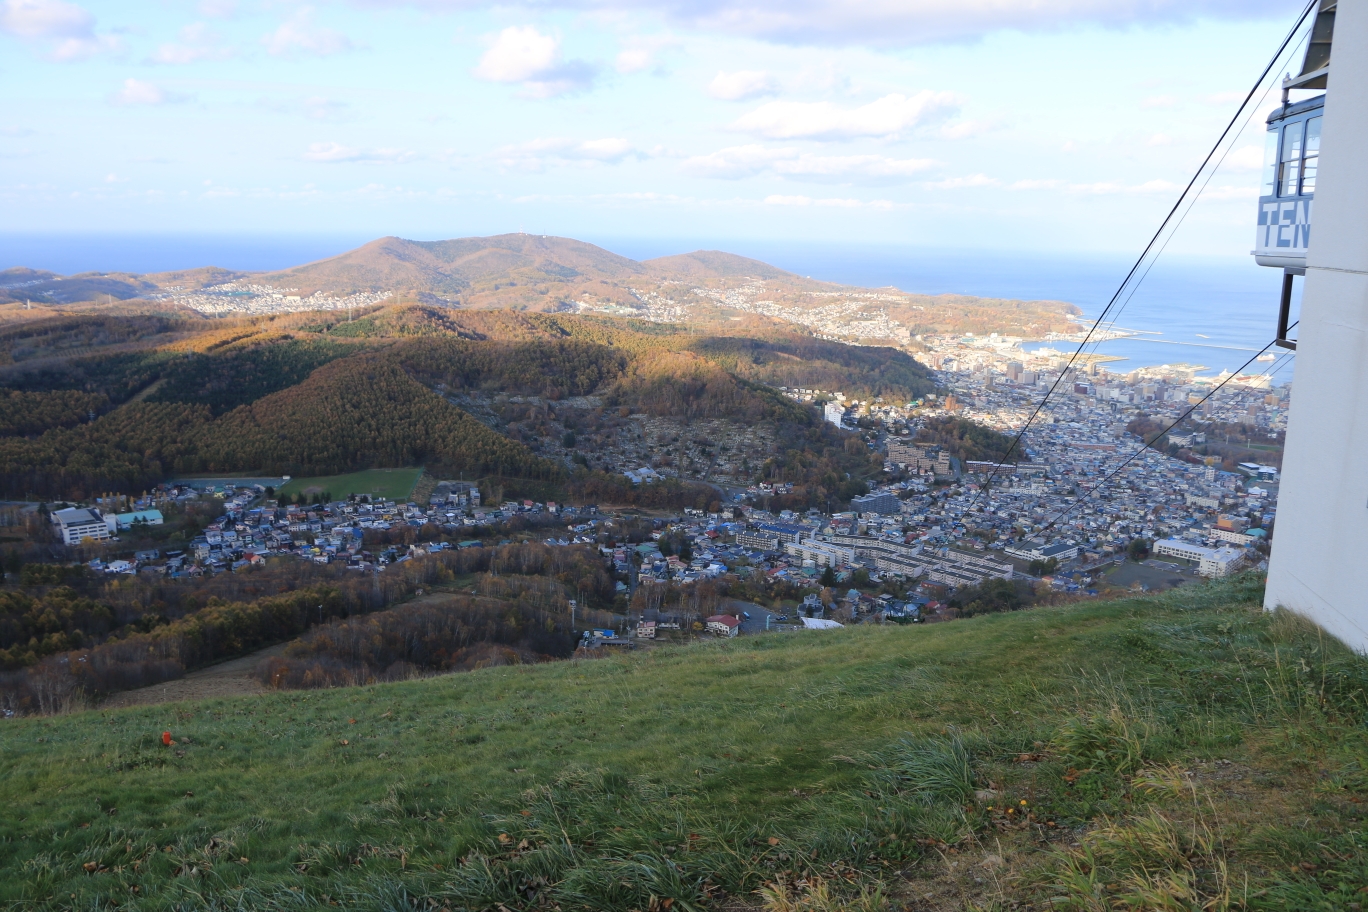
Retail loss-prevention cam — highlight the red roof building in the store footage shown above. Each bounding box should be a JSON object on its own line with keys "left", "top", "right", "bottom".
{"left": 705, "top": 614, "right": 741, "bottom": 637}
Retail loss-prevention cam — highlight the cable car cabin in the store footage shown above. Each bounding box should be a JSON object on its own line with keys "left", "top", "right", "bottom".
{"left": 1252, "top": 0, "right": 1333, "bottom": 350}
{"left": 1255, "top": 95, "right": 1323, "bottom": 271}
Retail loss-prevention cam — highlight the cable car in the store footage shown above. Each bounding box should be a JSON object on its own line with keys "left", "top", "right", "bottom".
{"left": 1255, "top": 0, "right": 1335, "bottom": 349}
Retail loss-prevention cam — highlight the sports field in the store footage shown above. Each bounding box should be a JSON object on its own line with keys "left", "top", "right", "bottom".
{"left": 276, "top": 467, "right": 423, "bottom": 502}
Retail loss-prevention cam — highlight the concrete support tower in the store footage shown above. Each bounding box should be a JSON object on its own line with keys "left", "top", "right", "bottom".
{"left": 1265, "top": 0, "right": 1368, "bottom": 649}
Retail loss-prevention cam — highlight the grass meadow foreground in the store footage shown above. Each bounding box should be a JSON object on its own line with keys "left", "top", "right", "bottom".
{"left": 2, "top": 574, "right": 1367, "bottom": 911}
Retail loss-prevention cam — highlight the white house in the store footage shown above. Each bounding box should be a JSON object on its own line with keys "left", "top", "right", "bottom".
{"left": 705, "top": 614, "right": 740, "bottom": 637}
{"left": 52, "top": 507, "right": 111, "bottom": 545}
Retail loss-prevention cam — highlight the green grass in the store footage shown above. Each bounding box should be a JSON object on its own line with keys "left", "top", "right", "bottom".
{"left": 3, "top": 573, "right": 1367, "bottom": 911}
{"left": 277, "top": 468, "right": 424, "bottom": 503}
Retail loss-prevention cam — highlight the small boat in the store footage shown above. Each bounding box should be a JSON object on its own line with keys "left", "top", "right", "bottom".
{"left": 1195, "top": 334, "right": 1211, "bottom": 339}
{"left": 1256, "top": 353, "right": 1277, "bottom": 362}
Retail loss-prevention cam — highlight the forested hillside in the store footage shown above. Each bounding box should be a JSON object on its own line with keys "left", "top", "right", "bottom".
{"left": 0, "top": 303, "right": 935, "bottom": 500}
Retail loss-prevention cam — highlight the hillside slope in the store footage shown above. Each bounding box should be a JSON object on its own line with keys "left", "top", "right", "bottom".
{"left": 2, "top": 575, "right": 1366, "bottom": 911}
{"left": 254, "top": 234, "right": 646, "bottom": 300}
{"left": 4, "top": 236, "right": 1080, "bottom": 345}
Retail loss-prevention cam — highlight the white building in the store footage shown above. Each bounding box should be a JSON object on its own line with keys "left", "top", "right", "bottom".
{"left": 1210, "top": 528, "right": 1256, "bottom": 547}
{"left": 823, "top": 401, "right": 847, "bottom": 427}
{"left": 52, "top": 507, "right": 111, "bottom": 545}
{"left": 1154, "top": 538, "right": 1246, "bottom": 577}
{"left": 1005, "top": 541, "right": 1080, "bottom": 564}
{"left": 783, "top": 538, "right": 855, "bottom": 568}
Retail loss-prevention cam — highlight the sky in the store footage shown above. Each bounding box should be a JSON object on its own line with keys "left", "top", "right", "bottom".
{"left": 0, "top": 0, "right": 1318, "bottom": 256}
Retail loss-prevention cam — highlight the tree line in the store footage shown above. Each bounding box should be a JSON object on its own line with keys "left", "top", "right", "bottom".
{"left": 253, "top": 594, "right": 580, "bottom": 690}
{"left": 0, "top": 541, "right": 612, "bottom": 714}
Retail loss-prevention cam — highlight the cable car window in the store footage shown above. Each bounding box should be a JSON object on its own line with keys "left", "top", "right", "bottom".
{"left": 1301, "top": 116, "right": 1322, "bottom": 195}
{"left": 1260, "top": 129, "right": 1279, "bottom": 197}
{"left": 1279, "top": 120, "right": 1304, "bottom": 197}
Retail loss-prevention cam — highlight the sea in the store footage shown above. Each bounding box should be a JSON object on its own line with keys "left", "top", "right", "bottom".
{"left": 0, "top": 233, "right": 1299, "bottom": 384}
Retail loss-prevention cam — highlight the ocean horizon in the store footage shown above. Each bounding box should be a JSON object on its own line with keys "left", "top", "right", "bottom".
{"left": 0, "top": 232, "right": 1297, "bottom": 383}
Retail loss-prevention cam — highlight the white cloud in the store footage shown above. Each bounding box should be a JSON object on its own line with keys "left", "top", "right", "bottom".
{"left": 683, "top": 144, "right": 936, "bottom": 182}
{"left": 259, "top": 95, "right": 352, "bottom": 122}
{"left": 493, "top": 136, "right": 644, "bottom": 170}
{"left": 763, "top": 194, "right": 894, "bottom": 208}
{"left": 779, "top": 152, "right": 935, "bottom": 181}
{"left": 1146, "top": 133, "right": 1172, "bottom": 146}
{"left": 0, "top": 0, "right": 123, "bottom": 59}
{"left": 149, "top": 22, "right": 232, "bottom": 64}
{"left": 739, "top": 0, "right": 1285, "bottom": 45}
{"left": 302, "top": 96, "right": 350, "bottom": 121}
{"left": 925, "top": 173, "right": 998, "bottom": 189}
{"left": 357, "top": 0, "right": 1288, "bottom": 49}
{"left": 263, "top": 7, "right": 355, "bottom": 57}
{"left": 1011, "top": 178, "right": 1180, "bottom": 195}
{"left": 939, "top": 119, "right": 996, "bottom": 140}
{"left": 473, "top": 25, "right": 595, "bottom": 98}
{"left": 1141, "top": 95, "right": 1177, "bottom": 109}
{"left": 683, "top": 144, "right": 787, "bottom": 179}
{"left": 1195, "top": 184, "right": 1259, "bottom": 200}
{"left": 302, "top": 142, "right": 416, "bottom": 163}
{"left": 108, "top": 78, "right": 190, "bottom": 106}
{"left": 1224, "top": 144, "right": 1265, "bottom": 171}
{"left": 49, "top": 32, "right": 119, "bottom": 59}
{"left": 0, "top": 0, "right": 89, "bottom": 38}
{"left": 615, "top": 34, "right": 677, "bottom": 74}
{"left": 707, "top": 70, "right": 776, "bottom": 101}
{"left": 1206, "top": 90, "right": 1247, "bottom": 105}
{"left": 198, "top": 0, "right": 236, "bottom": 17}
{"left": 731, "top": 91, "right": 958, "bottom": 140}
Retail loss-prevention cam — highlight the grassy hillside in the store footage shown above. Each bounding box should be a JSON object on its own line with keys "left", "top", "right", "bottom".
{"left": 3, "top": 574, "right": 1366, "bottom": 911}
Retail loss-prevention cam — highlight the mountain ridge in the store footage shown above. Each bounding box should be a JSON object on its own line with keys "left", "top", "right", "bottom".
{"left": 0, "top": 234, "right": 1081, "bottom": 342}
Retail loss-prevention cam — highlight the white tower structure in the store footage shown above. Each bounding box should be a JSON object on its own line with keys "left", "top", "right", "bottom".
{"left": 1264, "top": 0, "right": 1368, "bottom": 649}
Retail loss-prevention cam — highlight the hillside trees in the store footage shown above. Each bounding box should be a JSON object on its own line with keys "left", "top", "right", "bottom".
{"left": 392, "top": 337, "right": 628, "bottom": 398}
{"left": 0, "top": 354, "right": 562, "bottom": 497}
{"left": 687, "top": 335, "right": 934, "bottom": 403}
{"left": 146, "top": 337, "right": 359, "bottom": 413}
{"left": 915, "top": 415, "right": 1019, "bottom": 463}
{"left": 206, "top": 355, "right": 559, "bottom": 478}
{"left": 607, "top": 351, "right": 804, "bottom": 422}
{"left": 254, "top": 595, "right": 578, "bottom": 690}
{"left": 0, "top": 390, "right": 108, "bottom": 436}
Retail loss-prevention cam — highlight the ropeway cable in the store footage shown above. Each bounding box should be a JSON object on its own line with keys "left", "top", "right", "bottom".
{"left": 1071, "top": 22, "right": 1306, "bottom": 375}
{"left": 1034, "top": 329, "right": 1295, "bottom": 538}
{"left": 963, "top": 0, "right": 1320, "bottom": 512}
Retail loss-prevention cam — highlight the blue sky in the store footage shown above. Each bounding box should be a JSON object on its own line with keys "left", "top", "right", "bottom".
{"left": 0, "top": 0, "right": 1314, "bottom": 255}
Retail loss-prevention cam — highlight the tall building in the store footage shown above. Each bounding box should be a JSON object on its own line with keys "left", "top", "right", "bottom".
{"left": 850, "top": 491, "right": 900, "bottom": 515}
